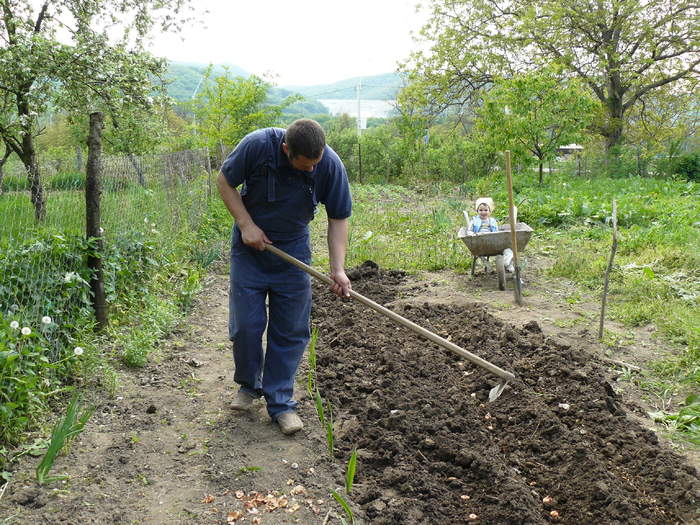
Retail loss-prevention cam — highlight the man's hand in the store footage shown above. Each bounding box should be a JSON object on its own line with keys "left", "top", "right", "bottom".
{"left": 240, "top": 221, "right": 271, "bottom": 251}
{"left": 330, "top": 269, "right": 352, "bottom": 298}
{"left": 216, "top": 172, "right": 269, "bottom": 250}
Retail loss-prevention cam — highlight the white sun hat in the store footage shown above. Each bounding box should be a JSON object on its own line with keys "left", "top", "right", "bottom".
{"left": 474, "top": 197, "right": 494, "bottom": 212}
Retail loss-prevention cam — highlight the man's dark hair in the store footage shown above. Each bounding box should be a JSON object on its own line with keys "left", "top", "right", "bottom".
{"left": 285, "top": 119, "right": 326, "bottom": 159}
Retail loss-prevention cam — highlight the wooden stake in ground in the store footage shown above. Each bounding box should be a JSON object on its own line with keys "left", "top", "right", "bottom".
{"left": 598, "top": 200, "right": 618, "bottom": 340}
{"left": 504, "top": 151, "right": 523, "bottom": 306}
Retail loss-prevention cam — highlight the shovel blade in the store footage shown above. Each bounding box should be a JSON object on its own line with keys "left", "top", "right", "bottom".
{"left": 488, "top": 381, "right": 508, "bottom": 402}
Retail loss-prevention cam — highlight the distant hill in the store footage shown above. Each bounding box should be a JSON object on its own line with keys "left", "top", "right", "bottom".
{"left": 164, "top": 62, "right": 249, "bottom": 101}
{"left": 164, "top": 61, "right": 402, "bottom": 102}
{"left": 282, "top": 73, "right": 403, "bottom": 101}
{"left": 267, "top": 87, "right": 329, "bottom": 116}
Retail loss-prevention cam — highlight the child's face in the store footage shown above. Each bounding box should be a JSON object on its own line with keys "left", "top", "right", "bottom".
{"left": 477, "top": 205, "right": 491, "bottom": 219}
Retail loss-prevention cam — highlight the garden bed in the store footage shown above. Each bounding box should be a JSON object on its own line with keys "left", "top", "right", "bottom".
{"left": 310, "top": 262, "right": 700, "bottom": 524}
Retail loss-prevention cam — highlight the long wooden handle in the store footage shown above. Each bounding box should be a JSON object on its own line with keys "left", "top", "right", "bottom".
{"left": 265, "top": 244, "right": 516, "bottom": 383}
{"left": 505, "top": 151, "right": 523, "bottom": 306}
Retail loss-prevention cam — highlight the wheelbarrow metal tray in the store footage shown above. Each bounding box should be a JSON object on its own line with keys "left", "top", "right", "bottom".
{"left": 457, "top": 223, "right": 533, "bottom": 257}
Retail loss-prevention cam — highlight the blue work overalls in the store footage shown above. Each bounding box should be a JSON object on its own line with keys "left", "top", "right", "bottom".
{"left": 229, "top": 163, "right": 316, "bottom": 419}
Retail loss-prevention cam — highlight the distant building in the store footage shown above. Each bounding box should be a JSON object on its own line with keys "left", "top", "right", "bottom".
{"left": 557, "top": 144, "right": 584, "bottom": 157}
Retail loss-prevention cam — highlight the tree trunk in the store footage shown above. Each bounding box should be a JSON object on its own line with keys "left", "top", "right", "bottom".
{"left": 604, "top": 93, "right": 625, "bottom": 174}
{"left": 19, "top": 133, "right": 46, "bottom": 221}
{"left": 0, "top": 145, "right": 11, "bottom": 194}
{"left": 538, "top": 161, "right": 544, "bottom": 184}
{"left": 636, "top": 146, "right": 642, "bottom": 177}
{"left": 86, "top": 112, "right": 108, "bottom": 331}
{"left": 16, "top": 89, "right": 47, "bottom": 220}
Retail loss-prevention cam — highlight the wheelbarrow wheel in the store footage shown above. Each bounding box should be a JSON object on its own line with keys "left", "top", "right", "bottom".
{"left": 495, "top": 255, "right": 506, "bottom": 290}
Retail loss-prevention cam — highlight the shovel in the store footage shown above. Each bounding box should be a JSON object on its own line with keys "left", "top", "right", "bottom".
{"left": 265, "top": 244, "right": 516, "bottom": 401}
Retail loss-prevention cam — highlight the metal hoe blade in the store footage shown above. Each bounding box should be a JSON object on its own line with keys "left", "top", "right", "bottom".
{"left": 488, "top": 380, "right": 509, "bottom": 402}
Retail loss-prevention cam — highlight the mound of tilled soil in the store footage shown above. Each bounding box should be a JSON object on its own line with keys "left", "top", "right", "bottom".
{"left": 311, "top": 262, "right": 700, "bottom": 525}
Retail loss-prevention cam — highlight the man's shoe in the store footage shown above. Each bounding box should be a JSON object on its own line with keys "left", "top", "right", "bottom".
{"left": 276, "top": 412, "right": 303, "bottom": 435}
{"left": 231, "top": 390, "right": 254, "bottom": 411}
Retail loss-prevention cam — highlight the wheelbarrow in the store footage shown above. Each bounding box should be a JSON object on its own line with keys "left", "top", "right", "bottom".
{"left": 458, "top": 213, "right": 533, "bottom": 291}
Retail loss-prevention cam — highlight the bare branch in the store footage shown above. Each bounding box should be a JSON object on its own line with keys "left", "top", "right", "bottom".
{"left": 625, "top": 58, "right": 700, "bottom": 111}
{"left": 34, "top": 2, "right": 50, "bottom": 33}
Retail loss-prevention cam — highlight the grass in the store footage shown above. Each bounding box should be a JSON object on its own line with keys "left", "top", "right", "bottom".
{"left": 309, "top": 184, "right": 473, "bottom": 272}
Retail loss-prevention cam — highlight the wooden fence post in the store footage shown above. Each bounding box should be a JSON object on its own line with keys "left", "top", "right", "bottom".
{"left": 505, "top": 151, "right": 523, "bottom": 306}
{"left": 205, "top": 147, "right": 213, "bottom": 201}
{"left": 86, "top": 112, "right": 108, "bottom": 330}
{"left": 598, "top": 200, "right": 618, "bottom": 340}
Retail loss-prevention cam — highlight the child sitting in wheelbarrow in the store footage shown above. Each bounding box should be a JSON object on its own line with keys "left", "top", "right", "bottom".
{"left": 467, "top": 197, "right": 515, "bottom": 272}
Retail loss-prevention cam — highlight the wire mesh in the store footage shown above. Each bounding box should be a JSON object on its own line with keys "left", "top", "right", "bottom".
{"left": 0, "top": 147, "right": 214, "bottom": 342}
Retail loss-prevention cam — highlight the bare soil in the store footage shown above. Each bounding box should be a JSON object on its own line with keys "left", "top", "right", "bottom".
{"left": 1, "top": 258, "right": 699, "bottom": 525}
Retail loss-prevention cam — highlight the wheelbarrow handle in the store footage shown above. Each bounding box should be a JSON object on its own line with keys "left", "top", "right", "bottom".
{"left": 265, "top": 244, "right": 516, "bottom": 384}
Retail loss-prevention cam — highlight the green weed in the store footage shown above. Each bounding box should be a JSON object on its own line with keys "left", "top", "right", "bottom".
{"left": 330, "top": 489, "right": 354, "bottom": 524}
{"left": 345, "top": 447, "right": 358, "bottom": 494}
{"left": 36, "top": 391, "right": 94, "bottom": 485}
{"left": 314, "top": 389, "right": 325, "bottom": 426}
{"left": 325, "top": 399, "right": 335, "bottom": 458}
{"left": 307, "top": 326, "right": 319, "bottom": 397}
{"left": 0, "top": 177, "right": 217, "bottom": 447}
{"left": 239, "top": 466, "right": 262, "bottom": 473}
{"left": 649, "top": 394, "right": 700, "bottom": 445}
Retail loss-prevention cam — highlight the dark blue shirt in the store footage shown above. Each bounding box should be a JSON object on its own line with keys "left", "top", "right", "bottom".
{"left": 221, "top": 128, "right": 352, "bottom": 241}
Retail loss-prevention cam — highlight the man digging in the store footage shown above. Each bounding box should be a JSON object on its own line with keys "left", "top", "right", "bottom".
{"left": 217, "top": 119, "right": 352, "bottom": 435}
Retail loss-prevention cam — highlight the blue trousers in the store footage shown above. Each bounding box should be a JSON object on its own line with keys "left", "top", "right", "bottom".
{"left": 229, "top": 228, "right": 311, "bottom": 419}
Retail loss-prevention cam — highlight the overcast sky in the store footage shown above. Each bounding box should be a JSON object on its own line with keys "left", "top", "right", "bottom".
{"left": 147, "top": 0, "right": 428, "bottom": 88}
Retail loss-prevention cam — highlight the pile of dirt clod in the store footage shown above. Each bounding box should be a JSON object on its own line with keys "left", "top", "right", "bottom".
{"left": 310, "top": 263, "right": 700, "bottom": 525}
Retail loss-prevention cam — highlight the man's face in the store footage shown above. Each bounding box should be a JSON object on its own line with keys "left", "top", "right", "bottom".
{"left": 283, "top": 143, "right": 323, "bottom": 172}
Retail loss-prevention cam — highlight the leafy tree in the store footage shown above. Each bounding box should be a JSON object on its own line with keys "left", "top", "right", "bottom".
{"left": 624, "top": 80, "right": 699, "bottom": 176}
{"left": 477, "top": 69, "right": 598, "bottom": 183}
{"left": 404, "top": 0, "right": 700, "bottom": 154}
{"left": 0, "top": 0, "right": 192, "bottom": 220}
{"left": 191, "top": 67, "right": 300, "bottom": 157}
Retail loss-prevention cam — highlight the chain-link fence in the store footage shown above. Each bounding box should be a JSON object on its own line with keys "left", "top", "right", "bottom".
{"left": 0, "top": 147, "right": 215, "bottom": 332}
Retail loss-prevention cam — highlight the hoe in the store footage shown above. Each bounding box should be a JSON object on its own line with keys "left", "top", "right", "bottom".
{"left": 266, "top": 244, "right": 516, "bottom": 401}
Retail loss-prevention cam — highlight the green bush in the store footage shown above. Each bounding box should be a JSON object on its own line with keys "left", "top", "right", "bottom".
{"left": 0, "top": 312, "right": 85, "bottom": 445}
{"left": 671, "top": 151, "right": 700, "bottom": 182}
{"left": 0, "top": 231, "right": 165, "bottom": 445}
{"left": 0, "top": 234, "right": 94, "bottom": 357}
{"left": 46, "top": 172, "right": 85, "bottom": 191}
{"left": 0, "top": 174, "right": 29, "bottom": 192}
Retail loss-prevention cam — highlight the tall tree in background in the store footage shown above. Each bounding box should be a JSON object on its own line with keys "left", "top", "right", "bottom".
{"left": 191, "top": 67, "right": 300, "bottom": 157}
{"left": 404, "top": 0, "right": 700, "bottom": 155}
{"left": 0, "top": 0, "right": 191, "bottom": 220}
{"left": 624, "top": 79, "right": 699, "bottom": 175}
{"left": 477, "top": 68, "right": 598, "bottom": 183}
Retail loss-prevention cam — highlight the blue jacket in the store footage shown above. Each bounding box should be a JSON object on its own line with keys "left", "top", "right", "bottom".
{"left": 470, "top": 217, "right": 498, "bottom": 233}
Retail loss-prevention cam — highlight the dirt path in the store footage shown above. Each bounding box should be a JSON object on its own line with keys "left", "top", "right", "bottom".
{"left": 0, "top": 271, "right": 353, "bottom": 525}
{"left": 1, "top": 260, "right": 699, "bottom": 524}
